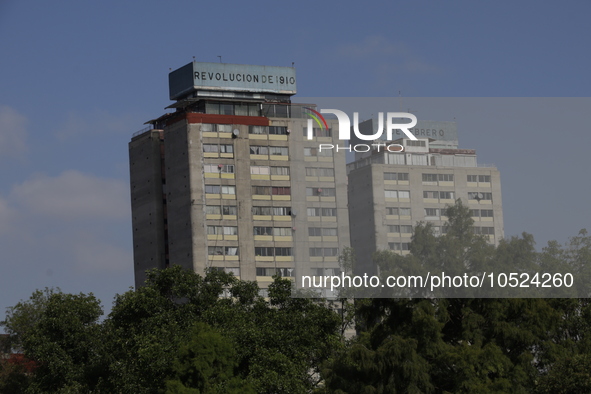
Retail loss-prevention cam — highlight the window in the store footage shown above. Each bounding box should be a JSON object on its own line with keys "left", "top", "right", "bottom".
{"left": 385, "top": 190, "right": 397, "bottom": 198}
{"left": 250, "top": 166, "right": 270, "bottom": 175}
{"left": 423, "top": 191, "right": 438, "bottom": 199}
{"left": 225, "top": 247, "right": 239, "bottom": 256}
{"left": 204, "top": 164, "right": 218, "bottom": 173}
{"left": 309, "top": 248, "right": 322, "bottom": 257}
{"left": 220, "top": 164, "right": 234, "bottom": 173}
{"left": 308, "top": 227, "right": 337, "bottom": 236}
{"left": 204, "top": 101, "right": 259, "bottom": 116}
{"left": 471, "top": 209, "right": 493, "bottom": 218}
{"left": 202, "top": 124, "right": 232, "bottom": 133}
{"left": 425, "top": 208, "right": 440, "bottom": 217}
{"left": 208, "top": 246, "right": 224, "bottom": 255}
{"left": 220, "top": 144, "right": 233, "bottom": 153}
{"left": 309, "top": 227, "right": 322, "bottom": 236}
{"left": 205, "top": 185, "right": 220, "bottom": 194}
{"left": 252, "top": 206, "right": 272, "bottom": 215}
{"left": 399, "top": 207, "right": 411, "bottom": 216}
{"left": 423, "top": 191, "right": 454, "bottom": 200}
{"left": 205, "top": 143, "right": 233, "bottom": 153}
{"left": 398, "top": 191, "right": 410, "bottom": 199}
{"left": 225, "top": 267, "right": 240, "bottom": 276}
{"left": 306, "top": 187, "right": 336, "bottom": 197}
{"left": 222, "top": 205, "right": 237, "bottom": 215}
{"left": 208, "top": 246, "right": 239, "bottom": 256}
{"left": 217, "top": 124, "right": 232, "bottom": 133}
{"left": 249, "top": 125, "right": 268, "bottom": 135}
{"left": 313, "top": 267, "right": 341, "bottom": 276}
{"left": 203, "top": 144, "right": 219, "bottom": 153}
{"left": 389, "top": 225, "right": 412, "bottom": 233}
{"left": 389, "top": 242, "right": 411, "bottom": 250}
{"left": 307, "top": 208, "right": 336, "bottom": 217}
{"left": 252, "top": 186, "right": 270, "bottom": 195}
{"left": 468, "top": 175, "right": 491, "bottom": 183}
{"left": 269, "top": 126, "right": 288, "bottom": 135}
{"left": 481, "top": 209, "right": 493, "bottom": 217}
{"left": 400, "top": 225, "right": 413, "bottom": 233}
{"left": 223, "top": 226, "right": 238, "bottom": 235}
{"left": 207, "top": 205, "right": 236, "bottom": 215}
{"left": 253, "top": 227, "right": 292, "bottom": 236}
{"left": 250, "top": 145, "right": 269, "bottom": 155}
{"left": 273, "top": 207, "right": 290, "bottom": 216}
{"left": 384, "top": 172, "right": 409, "bottom": 181}
{"left": 307, "top": 208, "right": 320, "bottom": 217}
{"left": 473, "top": 227, "right": 495, "bottom": 235}
{"left": 221, "top": 186, "right": 235, "bottom": 195}
{"left": 270, "top": 166, "right": 290, "bottom": 175}
{"left": 303, "top": 127, "right": 333, "bottom": 137}
{"left": 304, "top": 147, "right": 333, "bottom": 157}
{"left": 323, "top": 228, "right": 337, "bottom": 236}
{"left": 269, "top": 146, "right": 289, "bottom": 156}
{"left": 206, "top": 205, "right": 221, "bottom": 214}
{"left": 310, "top": 248, "right": 339, "bottom": 257}
{"left": 275, "top": 247, "right": 292, "bottom": 256}
{"left": 306, "top": 167, "right": 335, "bottom": 177}
{"left": 406, "top": 140, "right": 426, "bottom": 147}
{"left": 272, "top": 187, "right": 291, "bottom": 195}
{"left": 422, "top": 174, "right": 438, "bottom": 182}
{"left": 273, "top": 227, "right": 292, "bottom": 236}
{"left": 386, "top": 207, "right": 398, "bottom": 215}
{"left": 256, "top": 267, "right": 295, "bottom": 277}
{"left": 322, "top": 208, "right": 337, "bottom": 216}
{"left": 207, "top": 226, "right": 222, "bottom": 235}
{"left": 254, "top": 247, "right": 274, "bottom": 256}
{"left": 468, "top": 192, "right": 493, "bottom": 201}
{"left": 386, "top": 190, "right": 410, "bottom": 198}
{"left": 439, "top": 174, "right": 454, "bottom": 182}
{"left": 201, "top": 123, "right": 214, "bottom": 132}
{"left": 205, "top": 164, "right": 234, "bottom": 173}
{"left": 253, "top": 206, "right": 290, "bottom": 216}
{"left": 254, "top": 226, "right": 273, "bottom": 236}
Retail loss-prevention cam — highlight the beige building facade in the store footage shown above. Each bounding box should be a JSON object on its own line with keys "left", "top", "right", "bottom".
{"left": 129, "top": 62, "right": 350, "bottom": 291}
{"left": 347, "top": 132, "right": 504, "bottom": 275}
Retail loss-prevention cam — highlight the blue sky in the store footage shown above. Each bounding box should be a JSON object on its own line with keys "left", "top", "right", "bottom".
{"left": 1, "top": 0, "right": 590, "bottom": 316}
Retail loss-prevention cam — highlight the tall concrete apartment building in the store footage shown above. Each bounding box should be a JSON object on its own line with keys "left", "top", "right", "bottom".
{"left": 347, "top": 119, "right": 504, "bottom": 275}
{"left": 129, "top": 62, "right": 350, "bottom": 291}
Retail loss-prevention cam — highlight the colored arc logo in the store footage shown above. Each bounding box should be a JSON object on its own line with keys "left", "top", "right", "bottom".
{"left": 304, "top": 107, "right": 328, "bottom": 130}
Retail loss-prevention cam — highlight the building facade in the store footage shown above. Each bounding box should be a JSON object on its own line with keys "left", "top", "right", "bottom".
{"left": 347, "top": 119, "right": 504, "bottom": 275}
{"left": 129, "top": 62, "right": 350, "bottom": 291}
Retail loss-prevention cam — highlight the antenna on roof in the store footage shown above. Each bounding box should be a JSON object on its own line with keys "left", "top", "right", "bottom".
{"left": 292, "top": 62, "right": 295, "bottom": 67}
{"left": 217, "top": 56, "right": 222, "bottom": 63}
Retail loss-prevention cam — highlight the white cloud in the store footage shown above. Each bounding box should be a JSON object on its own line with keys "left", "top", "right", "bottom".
{"left": 0, "top": 105, "right": 28, "bottom": 158}
{"left": 10, "top": 170, "right": 129, "bottom": 221}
